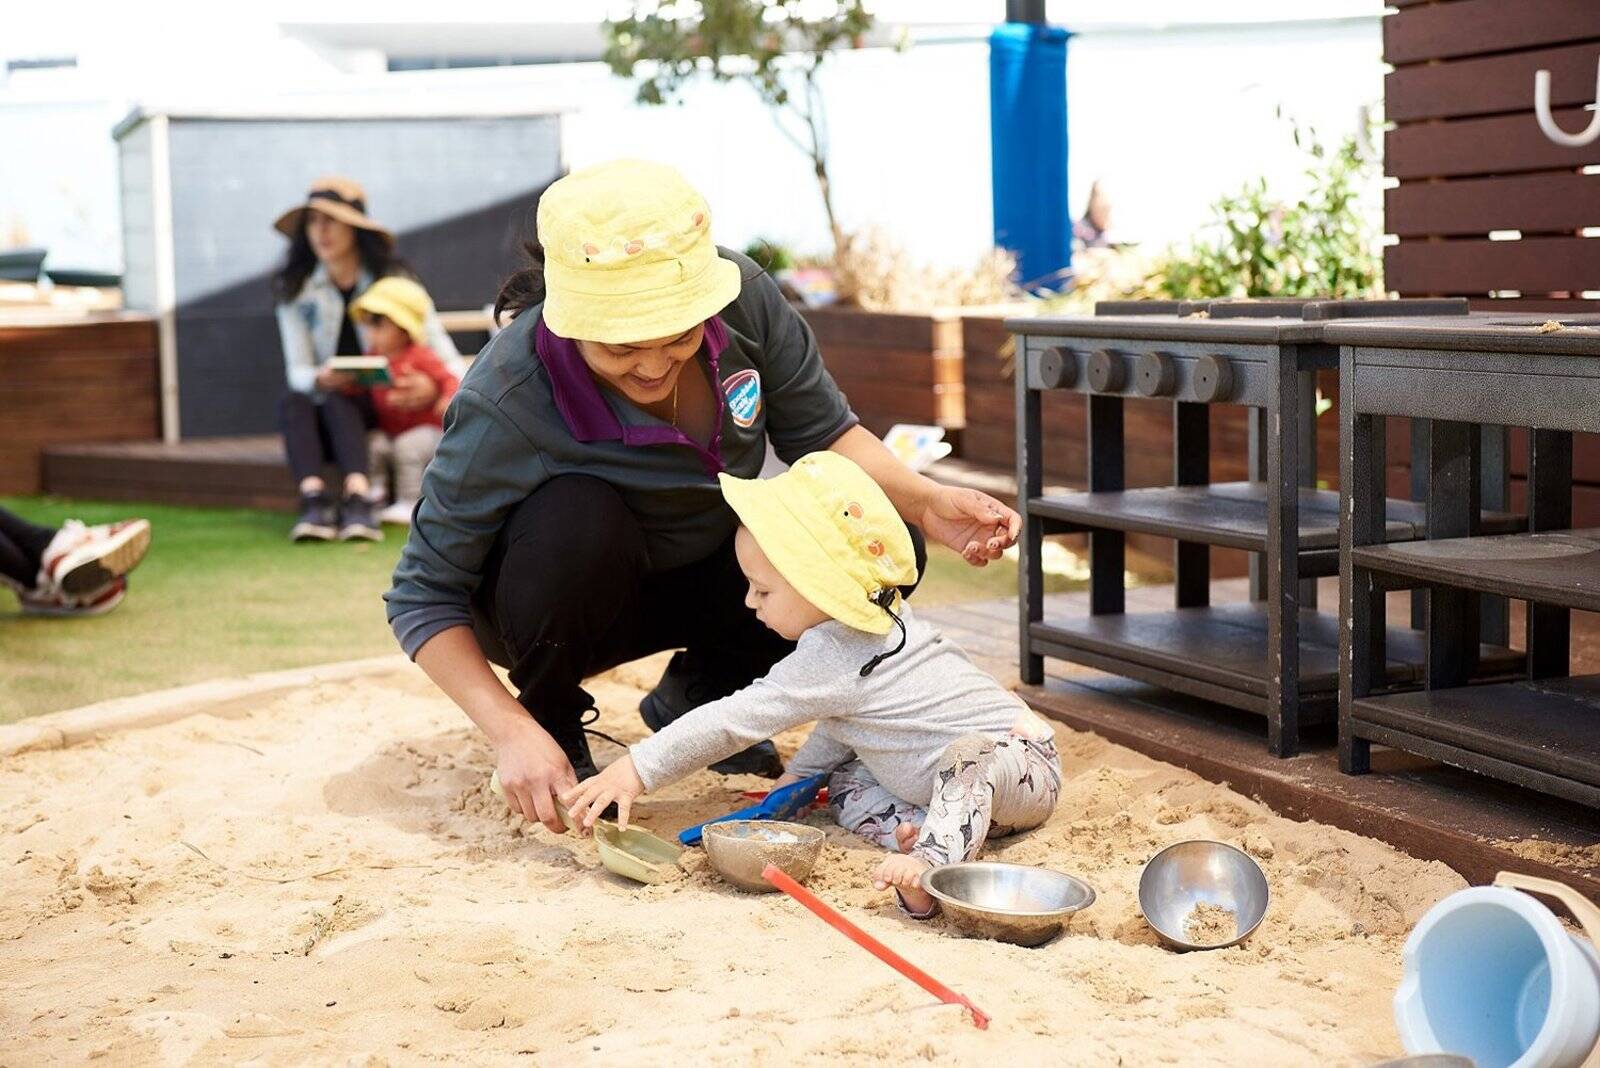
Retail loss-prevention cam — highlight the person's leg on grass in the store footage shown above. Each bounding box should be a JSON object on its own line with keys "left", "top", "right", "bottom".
{"left": 366, "top": 430, "right": 393, "bottom": 507}
{"left": 281, "top": 392, "right": 338, "bottom": 541}
{"left": 0, "top": 507, "right": 55, "bottom": 585}
{"left": 0, "top": 504, "right": 150, "bottom": 603}
{"left": 378, "top": 425, "right": 441, "bottom": 526}
{"left": 320, "top": 391, "right": 380, "bottom": 541}
{"left": 471, "top": 475, "right": 653, "bottom": 783}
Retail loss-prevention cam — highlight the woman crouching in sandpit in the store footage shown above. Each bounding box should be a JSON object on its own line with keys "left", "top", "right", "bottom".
{"left": 385, "top": 159, "right": 1020, "bottom": 835}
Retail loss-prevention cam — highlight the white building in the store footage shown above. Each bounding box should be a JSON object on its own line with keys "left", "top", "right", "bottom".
{"left": 1, "top": 1, "right": 1383, "bottom": 276}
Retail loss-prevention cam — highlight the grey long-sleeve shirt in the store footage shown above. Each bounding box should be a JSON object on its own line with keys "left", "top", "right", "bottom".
{"left": 629, "top": 607, "right": 1033, "bottom": 805}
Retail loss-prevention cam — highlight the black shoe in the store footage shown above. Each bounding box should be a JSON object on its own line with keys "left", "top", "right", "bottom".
{"left": 639, "top": 651, "right": 785, "bottom": 778}
{"left": 290, "top": 492, "right": 337, "bottom": 542}
{"left": 337, "top": 494, "right": 383, "bottom": 542}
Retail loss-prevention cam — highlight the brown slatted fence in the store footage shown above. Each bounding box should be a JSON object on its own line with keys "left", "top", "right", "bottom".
{"left": 1383, "top": 1, "right": 1600, "bottom": 519}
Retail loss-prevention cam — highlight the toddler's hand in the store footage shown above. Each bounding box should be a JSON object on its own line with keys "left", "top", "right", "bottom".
{"left": 559, "top": 754, "right": 646, "bottom": 832}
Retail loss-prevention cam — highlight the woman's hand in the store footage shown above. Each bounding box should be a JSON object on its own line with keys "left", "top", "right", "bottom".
{"left": 315, "top": 367, "right": 357, "bottom": 392}
{"left": 494, "top": 720, "right": 579, "bottom": 834}
{"left": 560, "top": 755, "right": 646, "bottom": 833}
{"left": 919, "top": 484, "right": 1022, "bottom": 566}
{"left": 387, "top": 370, "right": 440, "bottom": 412}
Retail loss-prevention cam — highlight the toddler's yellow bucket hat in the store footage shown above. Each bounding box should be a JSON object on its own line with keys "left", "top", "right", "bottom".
{"left": 537, "top": 159, "right": 743, "bottom": 345}
{"left": 349, "top": 276, "right": 431, "bottom": 346}
{"left": 719, "top": 453, "right": 918, "bottom": 635}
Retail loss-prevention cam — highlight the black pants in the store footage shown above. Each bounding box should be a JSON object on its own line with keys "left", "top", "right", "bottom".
{"left": 470, "top": 475, "right": 926, "bottom": 733}
{"left": 279, "top": 390, "right": 376, "bottom": 484}
{"left": 0, "top": 506, "right": 55, "bottom": 589}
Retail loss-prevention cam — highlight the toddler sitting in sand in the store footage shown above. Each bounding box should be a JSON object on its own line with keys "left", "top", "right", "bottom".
{"left": 562, "top": 452, "right": 1061, "bottom": 915}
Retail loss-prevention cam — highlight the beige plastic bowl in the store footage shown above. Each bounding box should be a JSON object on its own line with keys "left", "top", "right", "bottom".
{"left": 702, "top": 820, "right": 824, "bottom": 893}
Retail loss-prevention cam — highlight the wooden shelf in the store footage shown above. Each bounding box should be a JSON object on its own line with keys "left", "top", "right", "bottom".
{"left": 1029, "top": 603, "right": 1520, "bottom": 720}
{"left": 1350, "top": 678, "right": 1600, "bottom": 807}
{"left": 1353, "top": 529, "right": 1600, "bottom": 612}
{"left": 1030, "top": 481, "right": 1520, "bottom": 553}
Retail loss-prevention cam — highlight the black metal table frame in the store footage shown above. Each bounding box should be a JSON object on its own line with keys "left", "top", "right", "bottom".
{"left": 1013, "top": 327, "right": 1336, "bottom": 756}
{"left": 1338, "top": 338, "right": 1597, "bottom": 806}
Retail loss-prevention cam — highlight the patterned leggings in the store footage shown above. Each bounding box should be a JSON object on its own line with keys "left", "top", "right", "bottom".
{"left": 829, "top": 733, "right": 1062, "bottom": 870}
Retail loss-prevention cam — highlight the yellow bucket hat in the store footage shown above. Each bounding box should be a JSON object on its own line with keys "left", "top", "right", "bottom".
{"left": 719, "top": 452, "right": 918, "bottom": 635}
{"left": 349, "top": 276, "right": 431, "bottom": 346}
{"left": 537, "top": 159, "right": 743, "bottom": 345}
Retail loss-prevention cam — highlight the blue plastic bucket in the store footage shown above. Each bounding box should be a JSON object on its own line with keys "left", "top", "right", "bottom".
{"left": 1396, "top": 884, "right": 1600, "bottom": 1068}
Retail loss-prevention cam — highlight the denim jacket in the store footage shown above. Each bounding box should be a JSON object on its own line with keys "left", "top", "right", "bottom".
{"left": 275, "top": 263, "right": 463, "bottom": 394}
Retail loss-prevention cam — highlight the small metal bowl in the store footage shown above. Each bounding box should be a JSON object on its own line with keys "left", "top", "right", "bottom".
{"left": 921, "top": 861, "right": 1096, "bottom": 947}
{"left": 1138, "top": 839, "right": 1270, "bottom": 950}
{"left": 702, "top": 820, "right": 824, "bottom": 893}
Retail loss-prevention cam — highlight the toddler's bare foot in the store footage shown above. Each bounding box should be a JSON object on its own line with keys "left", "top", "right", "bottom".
{"left": 894, "top": 823, "right": 921, "bottom": 853}
{"left": 873, "top": 854, "right": 934, "bottom": 916}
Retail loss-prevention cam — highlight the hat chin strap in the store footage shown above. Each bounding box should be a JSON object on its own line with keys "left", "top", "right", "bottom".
{"left": 858, "top": 588, "right": 908, "bottom": 677}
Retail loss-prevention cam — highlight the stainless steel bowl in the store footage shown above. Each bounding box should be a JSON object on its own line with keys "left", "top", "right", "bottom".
{"left": 1138, "top": 839, "right": 1270, "bottom": 950}
{"left": 920, "top": 861, "right": 1096, "bottom": 947}
{"left": 702, "top": 820, "right": 824, "bottom": 893}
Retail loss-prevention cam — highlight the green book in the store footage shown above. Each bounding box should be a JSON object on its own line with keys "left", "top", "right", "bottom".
{"left": 326, "top": 356, "right": 393, "bottom": 388}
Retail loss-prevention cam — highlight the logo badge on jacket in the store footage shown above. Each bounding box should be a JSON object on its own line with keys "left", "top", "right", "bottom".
{"left": 723, "top": 369, "right": 763, "bottom": 428}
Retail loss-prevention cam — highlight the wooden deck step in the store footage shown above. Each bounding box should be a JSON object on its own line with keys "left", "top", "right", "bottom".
{"left": 42, "top": 436, "right": 298, "bottom": 511}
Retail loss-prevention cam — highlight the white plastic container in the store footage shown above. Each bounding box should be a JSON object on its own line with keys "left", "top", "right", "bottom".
{"left": 1396, "top": 872, "right": 1600, "bottom": 1068}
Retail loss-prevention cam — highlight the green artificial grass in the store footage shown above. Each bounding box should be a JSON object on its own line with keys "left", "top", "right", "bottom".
{"left": 0, "top": 496, "right": 1078, "bottom": 723}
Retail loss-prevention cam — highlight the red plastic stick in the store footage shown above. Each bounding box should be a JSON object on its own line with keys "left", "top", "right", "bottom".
{"left": 761, "top": 863, "right": 990, "bottom": 1029}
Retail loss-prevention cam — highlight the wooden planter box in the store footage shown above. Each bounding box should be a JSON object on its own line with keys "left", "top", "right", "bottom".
{"left": 0, "top": 312, "right": 160, "bottom": 493}
{"left": 801, "top": 306, "right": 964, "bottom": 437}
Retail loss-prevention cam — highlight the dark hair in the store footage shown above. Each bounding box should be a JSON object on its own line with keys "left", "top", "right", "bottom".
{"left": 271, "top": 221, "right": 411, "bottom": 302}
{"left": 494, "top": 237, "right": 546, "bottom": 325}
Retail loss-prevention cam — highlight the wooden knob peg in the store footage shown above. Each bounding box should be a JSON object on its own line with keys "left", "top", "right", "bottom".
{"left": 1037, "top": 346, "right": 1078, "bottom": 389}
{"left": 1087, "top": 349, "right": 1125, "bottom": 392}
{"left": 1193, "top": 355, "right": 1235, "bottom": 402}
{"left": 1135, "top": 351, "right": 1176, "bottom": 397}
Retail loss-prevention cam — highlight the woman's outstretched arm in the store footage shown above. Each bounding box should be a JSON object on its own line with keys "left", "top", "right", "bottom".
{"left": 829, "top": 425, "right": 1020, "bottom": 566}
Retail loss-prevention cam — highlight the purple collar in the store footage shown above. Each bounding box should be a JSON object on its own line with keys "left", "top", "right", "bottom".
{"left": 534, "top": 315, "right": 730, "bottom": 475}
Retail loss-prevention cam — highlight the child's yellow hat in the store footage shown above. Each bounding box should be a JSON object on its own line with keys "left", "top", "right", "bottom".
{"left": 536, "top": 159, "right": 743, "bottom": 344}
{"left": 349, "top": 276, "right": 431, "bottom": 346}
{"left": 719, "top": 453, "right": 918, "bottom": 635}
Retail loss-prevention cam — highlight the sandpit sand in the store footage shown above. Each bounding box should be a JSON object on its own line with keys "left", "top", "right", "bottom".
{"left": 1, "top": 655, "right": 1468, "bottom": 1066}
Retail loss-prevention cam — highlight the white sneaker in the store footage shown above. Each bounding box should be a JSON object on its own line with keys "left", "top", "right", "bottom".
{"left": 19, "top": 576, "right": 128, "bottom": 617}
{"left": 378, "top": 500, "right": 416, "bottom": 526}
{"left": 38, "top": 518, "right": 152, "bottom": 600}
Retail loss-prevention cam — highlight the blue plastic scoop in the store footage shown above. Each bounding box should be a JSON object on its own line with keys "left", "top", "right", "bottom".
{"left": 678, "top": 773, "right": 828, "bottom": 846}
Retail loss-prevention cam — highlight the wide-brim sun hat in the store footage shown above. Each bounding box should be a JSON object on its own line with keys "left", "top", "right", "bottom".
{"left": 537, "top": 158, "right": 743, "bottom": 345}
{"left": 274, "top": 175, "right": 395, "bottom": 247}
{"left": 349, "top": 276, "right": 431, "bottom": 346}
{"left": 719, "top": 453, "right": 918, "bottom": 635}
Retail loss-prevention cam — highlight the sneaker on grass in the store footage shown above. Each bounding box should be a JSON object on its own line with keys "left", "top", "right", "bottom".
{"left": 377, "top": 499, "right": 416, "bottom": 526}
{"left": 337, "top": 495, "right": 383, "bottom": 542}
{"left": 19, "top": 576, "right": 128, "bottom": 617}
{"left": 290, "top": 492, "right": 338, "bottom": 543}
{"left": 38, "top": 518, "right": 151, "bottom": 600}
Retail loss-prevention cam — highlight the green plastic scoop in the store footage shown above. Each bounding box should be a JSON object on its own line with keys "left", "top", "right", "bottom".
{"left": 489, "top": 771, "right": 683, "bottom": 885}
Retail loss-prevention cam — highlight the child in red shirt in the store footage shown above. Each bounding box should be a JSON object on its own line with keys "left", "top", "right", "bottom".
{"left": 349, "top": 277, "right": 460, "bottom": 525}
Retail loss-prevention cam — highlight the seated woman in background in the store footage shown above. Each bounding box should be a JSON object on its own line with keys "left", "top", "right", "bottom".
{"left": 271, "top": 176, "right": 462, "bottom": 543}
